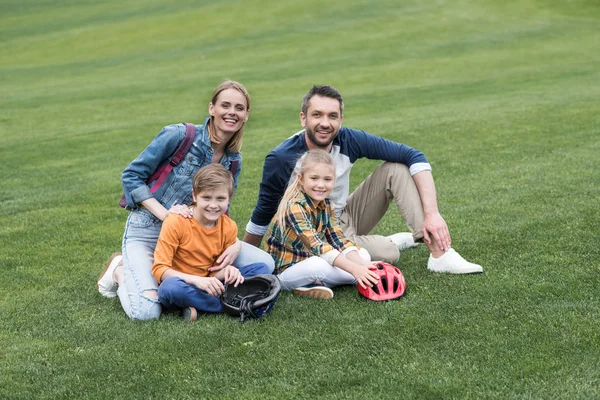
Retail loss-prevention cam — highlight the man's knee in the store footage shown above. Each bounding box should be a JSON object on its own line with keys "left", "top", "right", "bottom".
{"left": 367, "top": 241, "right": 400, "bottom": 264}
{"left": 379, "top": 161, "right": 411, "bottom": 177}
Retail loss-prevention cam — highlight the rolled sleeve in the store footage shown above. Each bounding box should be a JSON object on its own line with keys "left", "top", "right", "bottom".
{"left": 409, "top": 162, "right": 432, "bottom": 175}
{"left": 320, "top": 249, "right": 341, "bottom": 265}
{"left": 130, "top": 185, "right": 154, "bottom": 205}
{"left": 245, "top": 220, "right": 269, "bottom": 236}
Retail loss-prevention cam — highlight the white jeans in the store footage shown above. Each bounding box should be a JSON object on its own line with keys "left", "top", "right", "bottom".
{"left": 277, "top": 248, "right": 371, "bottom": 291}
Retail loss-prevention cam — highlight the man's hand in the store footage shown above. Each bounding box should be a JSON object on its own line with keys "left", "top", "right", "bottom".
{"left": 210, "top": 240, "right": 241, "bottom": 272}
{"left": 422, "top": 212, "right": 451, "bottom": 252}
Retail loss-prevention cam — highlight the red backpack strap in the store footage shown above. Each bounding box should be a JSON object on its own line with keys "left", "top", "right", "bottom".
{"left": 149, "top": 123, "right": 196, "bottom": 193}
{"left": 229, "top": 160, "right": 239, "bottom": 176}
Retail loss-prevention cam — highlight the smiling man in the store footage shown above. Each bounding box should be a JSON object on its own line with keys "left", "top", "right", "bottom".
{"left": 243, "top": 85, "right": 482, "bottom": 274}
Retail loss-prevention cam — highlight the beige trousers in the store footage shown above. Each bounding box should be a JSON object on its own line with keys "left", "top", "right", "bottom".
{"left": 339, "top": 162, "right": 425, "bottom": 264}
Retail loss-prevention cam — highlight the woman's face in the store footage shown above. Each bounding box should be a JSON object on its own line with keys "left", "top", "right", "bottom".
{"left": 209, "top": 88, "right": 249, "bottom": 141}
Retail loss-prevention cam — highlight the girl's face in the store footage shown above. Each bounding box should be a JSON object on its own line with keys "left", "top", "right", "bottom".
{"left": 299, "top": 162, "right": 335, "bottom": 203}
{"left": 208, "top": 88, "right": 249, "bottom": 141}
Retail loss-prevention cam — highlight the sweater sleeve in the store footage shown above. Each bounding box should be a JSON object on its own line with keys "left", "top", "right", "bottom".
{"left": 343, "top": 128, "right": 431, "bottom": 174}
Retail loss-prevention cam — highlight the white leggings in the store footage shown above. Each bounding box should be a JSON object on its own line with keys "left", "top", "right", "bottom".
{"left": 277, "top": 248, "right": 371, "bottom": 291}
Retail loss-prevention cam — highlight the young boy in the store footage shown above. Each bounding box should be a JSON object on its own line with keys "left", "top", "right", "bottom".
{"left": 152, "top": 164, "right": 271, "bottom": 321}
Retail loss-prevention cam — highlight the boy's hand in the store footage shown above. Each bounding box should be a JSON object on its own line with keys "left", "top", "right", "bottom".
{"left": 210, "top": 240, "right": 242, "bottom": 272}
{"left": 192, "top": 276, "right": 225, "bottom": 296}
{"left": 352, "top": 265, "right": 380, "bottom": 289}
{"left": 223, "top": 266, "right": 244, "bottom": 287}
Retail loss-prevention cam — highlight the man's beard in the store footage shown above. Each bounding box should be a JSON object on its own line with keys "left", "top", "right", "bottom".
{"left": 305, "top": 126, "right": 338, "bottom": 148}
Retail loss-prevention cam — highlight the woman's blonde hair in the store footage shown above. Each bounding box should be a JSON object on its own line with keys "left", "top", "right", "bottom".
{"left": 273, "top": 149, "right": 335, "bottom": 228}
{"left": 208, "top": 80, "right": 250, "bottom": 153}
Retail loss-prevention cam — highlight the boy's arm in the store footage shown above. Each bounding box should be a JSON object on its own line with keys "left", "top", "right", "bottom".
{"left": 152, "top": 216, "right": 181, "bottom": 283}
{"left": 161, "top": 268, "right": 225, "bottom": 296}
{"left": 209, "top": 217, "right": 240, "bottom": 272}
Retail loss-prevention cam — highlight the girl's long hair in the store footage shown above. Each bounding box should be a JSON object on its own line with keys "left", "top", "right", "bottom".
{"left": 274, "top": 149, "right": 335, "bottom": 229}
{"left": 208, "top": 80, "right": 250, "bottom": 153}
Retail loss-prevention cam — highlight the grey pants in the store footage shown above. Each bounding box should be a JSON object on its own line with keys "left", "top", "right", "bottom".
{"left": 339, "top": 162, "right": 425, "bottom": 264}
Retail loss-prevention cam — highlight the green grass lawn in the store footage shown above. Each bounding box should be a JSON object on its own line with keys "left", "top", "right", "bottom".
{"left": 1, "top": 0, "right": 599, "bottom": 398}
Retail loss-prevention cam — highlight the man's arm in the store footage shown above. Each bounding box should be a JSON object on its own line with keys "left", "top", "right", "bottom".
{"left": 244, "top": 148, "right": 298, "bottom": 247}
{"left": 242, "top": 231, "right": 264, "bottom": 247}
{"left": 411, "top": 170, "right": 451, "bottom": 253}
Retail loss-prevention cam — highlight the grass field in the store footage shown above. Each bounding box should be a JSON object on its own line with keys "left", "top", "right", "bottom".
{"left": 1, "top": 0, "right": 599, "bottom": 398}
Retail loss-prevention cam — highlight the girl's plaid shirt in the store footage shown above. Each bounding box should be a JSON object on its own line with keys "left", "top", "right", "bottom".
{"left": 264, "top": 191, "right": 355, "bottom": 274}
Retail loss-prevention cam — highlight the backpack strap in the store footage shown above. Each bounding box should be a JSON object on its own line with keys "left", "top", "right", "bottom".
{"left": 149, "top": 123, "right": 196, "bottom": 194}
{"left": 229, "top": 160, "right": 239, "bottom": 176}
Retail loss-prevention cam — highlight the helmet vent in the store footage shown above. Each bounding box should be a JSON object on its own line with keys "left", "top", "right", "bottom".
{"left": 380, "top": 276, "right": 388, "bottom": 291}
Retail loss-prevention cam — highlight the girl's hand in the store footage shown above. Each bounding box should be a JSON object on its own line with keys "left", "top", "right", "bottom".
{"left": 353, "top": 265, "right": 380, "bottom": 289}
{"left": 223, "top": 266, "right": 244, "bottom": 287}
{"left": 168, "top": 204, "right": 193, "bottom": 219}
{"left": 210, "top": 240, "right": 241, "bottom": 272}
{"left": 192, "top": 276, "right": 225, "bottom": 296}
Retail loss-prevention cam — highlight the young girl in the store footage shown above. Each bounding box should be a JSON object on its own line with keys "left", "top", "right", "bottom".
{"left": 265, "top": 149, "right": 379, "bottom": 299}
{"left": 97, "top": 81, "right": 275, "bottom": 320}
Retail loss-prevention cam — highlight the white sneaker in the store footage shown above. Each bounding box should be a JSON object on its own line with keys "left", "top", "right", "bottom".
{"left": 293, "top": 286, "right": 334, "bottom": 299}
{"left": 427, "top": 248, "right": 483, "bottom": 274}
{"left": 98, "top": 253, "right": 122, "bottom": 298}
{"left": 387, "top": 232, "right": 419, "bottom": 251}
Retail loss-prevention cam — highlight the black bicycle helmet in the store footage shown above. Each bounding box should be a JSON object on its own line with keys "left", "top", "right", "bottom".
{"left": 222, "top": 274, "right": 281, "bottom": 322}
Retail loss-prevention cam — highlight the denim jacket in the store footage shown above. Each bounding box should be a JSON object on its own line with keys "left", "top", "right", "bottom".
{"left": 121, "top": 118, "right": 242, "bottom": 216}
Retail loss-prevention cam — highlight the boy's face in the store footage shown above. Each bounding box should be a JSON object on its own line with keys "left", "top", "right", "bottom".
{"left": 192, "top": 187, "right": 230, "bottom": 228}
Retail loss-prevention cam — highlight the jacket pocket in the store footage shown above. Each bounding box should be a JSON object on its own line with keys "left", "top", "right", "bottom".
{"left": 175, "top": 153, "right": 203, "bottom": 177}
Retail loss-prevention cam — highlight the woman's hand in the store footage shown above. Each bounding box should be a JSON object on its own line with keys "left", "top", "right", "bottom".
{"left": 209, "top": 239, "right": 241, "bottom": 272}
{"left": 168, "top": 204, "right": 193, "bottom": 219}
{"left": 352, "top": 265, "right": 380, "bottom": 289}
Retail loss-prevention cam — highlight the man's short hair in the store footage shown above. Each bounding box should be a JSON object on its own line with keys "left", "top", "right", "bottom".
{"left": 192, "top": 164, "right": 234, "bottom": 197}
{"left": 301, "top": 85, "right": 344, "bottom": 115}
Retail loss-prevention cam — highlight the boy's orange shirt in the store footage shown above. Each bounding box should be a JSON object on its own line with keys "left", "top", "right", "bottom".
{"left": 152, "top": 213, "right": 238, "bottom": 284}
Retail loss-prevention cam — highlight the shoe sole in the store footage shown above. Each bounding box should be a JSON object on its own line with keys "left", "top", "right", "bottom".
{"left": 98, "top": 252, "right": 122, "bottom": 297}
{"left": 427, "top": 266, "right": 483, "bottom": 274}
{"left": 182, "top": 307, "right": 198, "bottom": 321}
{"left": 293, "top": 287, "right": 334, "bottom": 299}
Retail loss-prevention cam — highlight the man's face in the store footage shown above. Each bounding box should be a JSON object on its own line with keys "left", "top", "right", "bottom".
{"left": 300, "top": 95, "right": 343, "bottom": 150}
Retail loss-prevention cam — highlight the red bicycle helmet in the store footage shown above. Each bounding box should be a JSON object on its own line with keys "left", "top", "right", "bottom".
{"left": 357, "top": 262, "right": 406, "bottom": 301}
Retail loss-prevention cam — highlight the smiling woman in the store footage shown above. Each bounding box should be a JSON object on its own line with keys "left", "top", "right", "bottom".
{"left": 96, "top": 80, "right": 275, "bottom": 321}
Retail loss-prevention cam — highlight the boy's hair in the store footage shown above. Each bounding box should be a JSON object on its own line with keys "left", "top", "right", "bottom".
{"left": 208, "top": 80, "right": 250, "bottom": 153}
{"left": 192, "top": 164, "right": 235, "bottom": 198}
{"left": 273, "top": 149, "right": 335, "bottom": 228}
{"left": 301, "top": 85, "right": 344, "bottom": 116}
